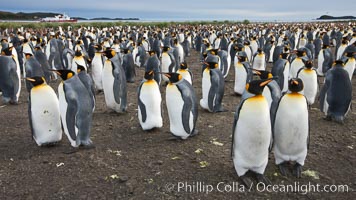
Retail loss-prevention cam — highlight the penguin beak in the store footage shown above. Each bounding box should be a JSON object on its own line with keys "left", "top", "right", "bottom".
{"left": 252, "top": 69, "right": 261, "bottom": 75}
{"left": 148, "top": 70, "right": 154, "bottom": 75}
{"left": 161, "top": 73, "right": 171, "bottom": 78}
{"left": 26, "top": 78, "right": 36, "bottom": 82}
{"left": 260, "top": 79, "right": 272, "bottom": 87}
{"left": 293, "top": 80, "right": 299, "bottom": 85}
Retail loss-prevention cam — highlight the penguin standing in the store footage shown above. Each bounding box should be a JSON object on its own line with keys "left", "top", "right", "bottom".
{"left": 137, "top": 71, "right": 163, "bottom": 130}
{"left": 71, "top": 50, "right": 87, "bottom": 74}
{"left": 319, "top": 60, "right": 352, "bottom": 123}
{"left": 273, "top": 78, "right": 309, "bottom": 178}
{"left": 297, "top": 60, "right": 318, "bottom": 105}
{"left": 26, "top": 76, "right": 62, "bottom": 146}
{"left": 289, "top": 50, "right": 306, "bottom": 78}
{"left": 217, "top": 49, "right": 231, "bottom": 78}
{"left": 163, "top": 73, "right": 198, "bottom": 139}
{"left": 317, "top": 45, "right": 334, "bottom": 76}
{"left": 177, "top": 62, "right": 193, "bottom": 84}
{"left": 24, "top": 52, "right": 44, "bottom": 92}
{"left": 232, "top": 79, "right": 273, "bottom": 186}
{"left": 342, "top": 52, "right": 355, "bottom": 80}
{"left": 77, "top": 64, "right": 95, "bottom": 112}
{"left": 0, "top": 44, "right": 20, "bottom": 104}
{"left": 144, "top": 50, "right": 161, "bottom": 85}
{"left": 200, "top": 55, "right": 226, "bottom": 112}
{"left": 271, "top": 52, "right": 290, "bottom": 93}
{"left": 252, "top": 48, "right": 266, "bottom": 71}
{"left": 34, "top": 45, "right": 53, "bottom": 84}
{"left": 159, "top": 47, "right": 175, "bottom": 84}
{"left": 234, "top": 52, "right": 253, "bottom": 95}
{"left": 122, "top": 48, "right": 136, "bottom": 83}
{"left": 54, "top": 69, "right": 94, "bottom": 148}
{"left": 102, "top": 49, "right": 127, "bottom": 113}
{"left": 91, "top": 44, "right": 104, "bottom": 91}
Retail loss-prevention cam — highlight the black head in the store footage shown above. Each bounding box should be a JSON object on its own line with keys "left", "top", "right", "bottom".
{"left": 162, "top": 46, "right": 170, "bottom": 52}
{"left": 334, "top": 60, "right": 345, "bottom": 66}
{"left": 304, "top": 60, "right": 313, "bottom": 69}
{"left": 26, "top": 76, "right": 45, "bottom": 87}
{"left": 253, "top": 70, "right": 273, "bottom": 79}
{"left": 180, "top": 62, "right": 188, "bottom": 70}
{"left": 288, "top": 78, "right": 303, "bottom": 93}
{"left": 52, "top": 69, "right": 75, "bottom": 81}
{"left": 94, "top": 44, "right": 103, "bottom": 52}
{"left": 246, "top": 79, "right": 272, "bottom": 95}
{"left": 257, "top": 48, "right": 263, "bottom": 54}
{"left": 104, "top": 49, "right": 116, "bottom": 59}
{"left": 144, "top": 70, "right": 154, "bottom": 80}
{"left": 77, "top": 64, "right": 86, "bottom": 73}
{"left": 345, "top": 52, "right": 354, "bottom": 58}
{"left": 162, "top": 72, "right": 182, "bottom": 83}
{"left": 280, "top": 52, "right": 289, "bottom": 59}
{"left": 296, "top": 50, "right": 305, "bottom": 57}
{"left": 74, "top": 50, "right": 82, "bottom": 57}
{"left": 1, "top": 45, "right": 13, "bottom": 56}
{"left": 148, "top": 50, "right": 155, "bottom": 56}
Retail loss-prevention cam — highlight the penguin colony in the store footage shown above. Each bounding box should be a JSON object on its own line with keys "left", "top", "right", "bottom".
{"left": 0, "top": 22, "right": 355, "bottom": 185}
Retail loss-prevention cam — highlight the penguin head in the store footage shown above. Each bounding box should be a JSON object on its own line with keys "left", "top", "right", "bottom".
{"left": 304, "top": 60, "right": 313, "bottom": 69}
{"left": 162, "top": 72, "right": 182, "bottom": 84}
{"left": 180, "top": 62, "right": 188, "bottom": 70}
{"left": 144, "top": 70, "right": 154, "bottom": 80}
{"left": 26, "top": 76, "right": 45, "bottom": 87}
{"left": 333, "top": 60, "right": 345, "bottom": 67}
{"left": 253, "top": 69, "right": 273, "bottom": 79}
{"left": 52, "top": 69, "right": 75, "bottom": 81}
{"left": 288, "top": 78, "right": 303, "bottom": 93}
{"left": 205, "top": 55, "right": 219, "bottom": 69}
{"left": 148, "top": 50, "right": 155, "bottom": 56}
{"left": 209, "top": 49, "right": 218, "bottom": 55}
{"left": 280, "top": 52, "right": 289, "bottom": 59}
{"left": 345, "top": 52, "right": 354, "bottom": 58}
{"left": 296, "top": 49, "right": 306, "bottom": 57}
{"left": 25, "top": 52, "right": 33, "bottom": 59}
{"left": 94, "top": 44, "right": 103, "bottom": 52}
{"left": 1, "top": 44, "right": 13, "bottom": 56}
{"left": 257, "top": 48, "right": 263, "bottom": 54}
{"left": 245, "top": 79, "right": 272, "bottom": 95}
{"left": 76, "top": 64, "right": 86, "bottom": 73}
{"left": 162, "top": 46, "right": 170, "bottom": 52}
{"left": 74, "top": 50, "right": 82, "bottom": 57}
{"left": 104, "top": 49, "right": 116, "bottom": 59}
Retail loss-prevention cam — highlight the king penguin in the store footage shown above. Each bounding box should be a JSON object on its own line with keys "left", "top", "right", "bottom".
{"left": 90, "top": 44, "right": 104, "bottom": 92}
{"left": 252, "top": 48, "right": 266, "bottom": 71}
{"left": 234, "top": 51, "right": 253, "bottom": 95}
{"left": 316, "top": 44, "right": 334, "bottom": 76}
{"left": 102, "top": 49, "right": 127, "bottom": 113}
{"left": 24, "top": 52, "right": 45, "bottom": 92}
{"left": 122, "top": 48, "right": 136, "bottom": 83}
{"left": 77, "top": 64, "right": 95, "bottom": 112}
{"left": 163, "top": 72, "right": 198, "bottom": 139}
{"left": 144, "top": 50, "right": 161, "bottom": 85}
{"left": 54, "top": 69, "right": 94, "bottom": 148}
{"left": 271, "top": 52, "right": 290, "bottom": 93}
{"left": 200, "top": 55, "right": 226, "bottom": 112}
{"left": 26, "top": 76, "right": 62, "bottom": 146}
{"left": 289, "top": 49, "right": 307, "bottom": 78}
{"left": 0, "top": 44, "right": 20, "bottom": 104}
{"left": 137, "top": 70, "right": 163, "bottom": 131}
{"left": 177, "top": 61, "right": 193, "bottom": 84}
{"left": 342, "top": 52, "right": 355, "bottom": 80}
{"left": 160, "top": 46, "right": 176, "bottom": 84}
{"left": 232, "top": 79, "right": 273, "bottom": 186}
{"left": 273, "top": 78, "right": 309, "bottom": 178}
{"left": 296, "top": 60, "right": 318, "bottom": 106}
{"left": 319, "top": 60, "right": 352, "bottom": 123}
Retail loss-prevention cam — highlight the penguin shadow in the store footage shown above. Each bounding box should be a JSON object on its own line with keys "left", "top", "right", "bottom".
{"left": 61, "top": 144, "right": 96, "bottom": 154}
{"left": 277, "top": 161, "right": 303, "bottom": 178}
{"left": 237, "top": 170, "right": 272, "bottom": 190}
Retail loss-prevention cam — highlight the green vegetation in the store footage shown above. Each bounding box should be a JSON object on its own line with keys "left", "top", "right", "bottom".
{"left": 0, "top": 20, "right": 250, "bottom": 30}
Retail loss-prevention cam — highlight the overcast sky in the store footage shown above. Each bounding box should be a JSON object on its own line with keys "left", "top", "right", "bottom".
{"left": 1, "top": 0, "right": 355, "bottom": 21}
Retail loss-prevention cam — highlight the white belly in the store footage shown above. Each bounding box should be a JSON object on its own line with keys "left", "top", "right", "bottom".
{"left": 200, "top": 69, "right": 211, "bottom": 110}
{"left": 234, "top": 63, "right": 247, "bottom": 95}
{"left": 290, "top": 58, "right": 304, "bottom": 78}
{"left": 31, "top": 85, "right": 62, "bottom": 146}
{"left": 233, "top": 98, "right": 271, "bottom": 176}
{"left": 138, "top": 81, "right": 163, "bottom": 130}
{"left": 262, "top": 87, "right": 272, "bottom": 108}
{"left": 177, "top": 70, "right": 192, "bottom": 84}
{"left": 282, "top": 62, "right": 290, "bottom": 93}
{"left": 336, "top": 45, "right": 347, "bottom": 60}
{"left": 91, "top": 54, "right": 104, "bottom": 90}
{"left": 268, "top": 45, "right": 275, "bottom": 62}
{"left": 273, "top": 95, "right": 308, "bottom": 165}
{"left": 298, "top": 71, "right": 318, "bottom": 105}
{"left": 317, "top": 50, "right": 324, "bottom": 76}
{"left": 344, "top": 58, "right": 355, "bottom": 80}
{"left": 71, "top": 57, "right": 87, "bottom": 74}
{"left": 252, "top": 54, "right": 266, "bottom": 71}
{"left": 102, "top": 61, "right": 121, "bottom": 112}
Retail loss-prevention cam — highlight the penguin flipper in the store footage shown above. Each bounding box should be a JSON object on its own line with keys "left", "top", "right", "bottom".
{"left": 319, "top": 73, "right": 330, "bottom": 113}
{"left": 231, "top": 98, "right": 247, "bottom": 157}
{"left": 268, "top": 81, "right": 282, "bottom": 126}
{"left": 271, "top": 94, "right": 285, "bottom": 152}
{"left": 177, "top": 81, "right": 196, "bottom": 134}
{"left": 209, "top": 70, "right": 225, "bottom": 112}
{"left": 137, "top": 82, "right": 147, "bottom": 123}
{"left": 28, "top": 95, "right": 35, "bottom": 139}
{"left": 63, "top": 85, "right": 78, "bottom": 141}
{"left": 10, "top": 70, "right": 19, "bottom": 101}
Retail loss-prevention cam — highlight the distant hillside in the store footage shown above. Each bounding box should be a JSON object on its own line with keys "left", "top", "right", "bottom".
{"left": 317, "top": 15, "right": 356, "bottom": 20}
{"left": 0, "top": 10, "right": 139, "bottom": 21}
{"left": 0, "top": 11, "right": 62, "bottom": 20}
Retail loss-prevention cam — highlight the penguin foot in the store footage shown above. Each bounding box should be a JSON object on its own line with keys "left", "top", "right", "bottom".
{"left": 293, "top": 163, "right": 303, "bottom": 178}
{"left": 190, "top": 129, "right": 199, "bottom": 137}
{"left": 240, "top": 175, "right": 253, "bottom": 188}
{"left": 80, "top": 143, "right": 96, "bottom": 150}
{"left": 256, "top": 173, "right": 272, "bottom": 185}
{"left": 323, "top": 116, "right": 332, "bottom": 121}
{"left": 62, "top": 147, "right": 78, "bottom": 154}
{"left": 278, "top": 162, "right": 288, "bottom": 176}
